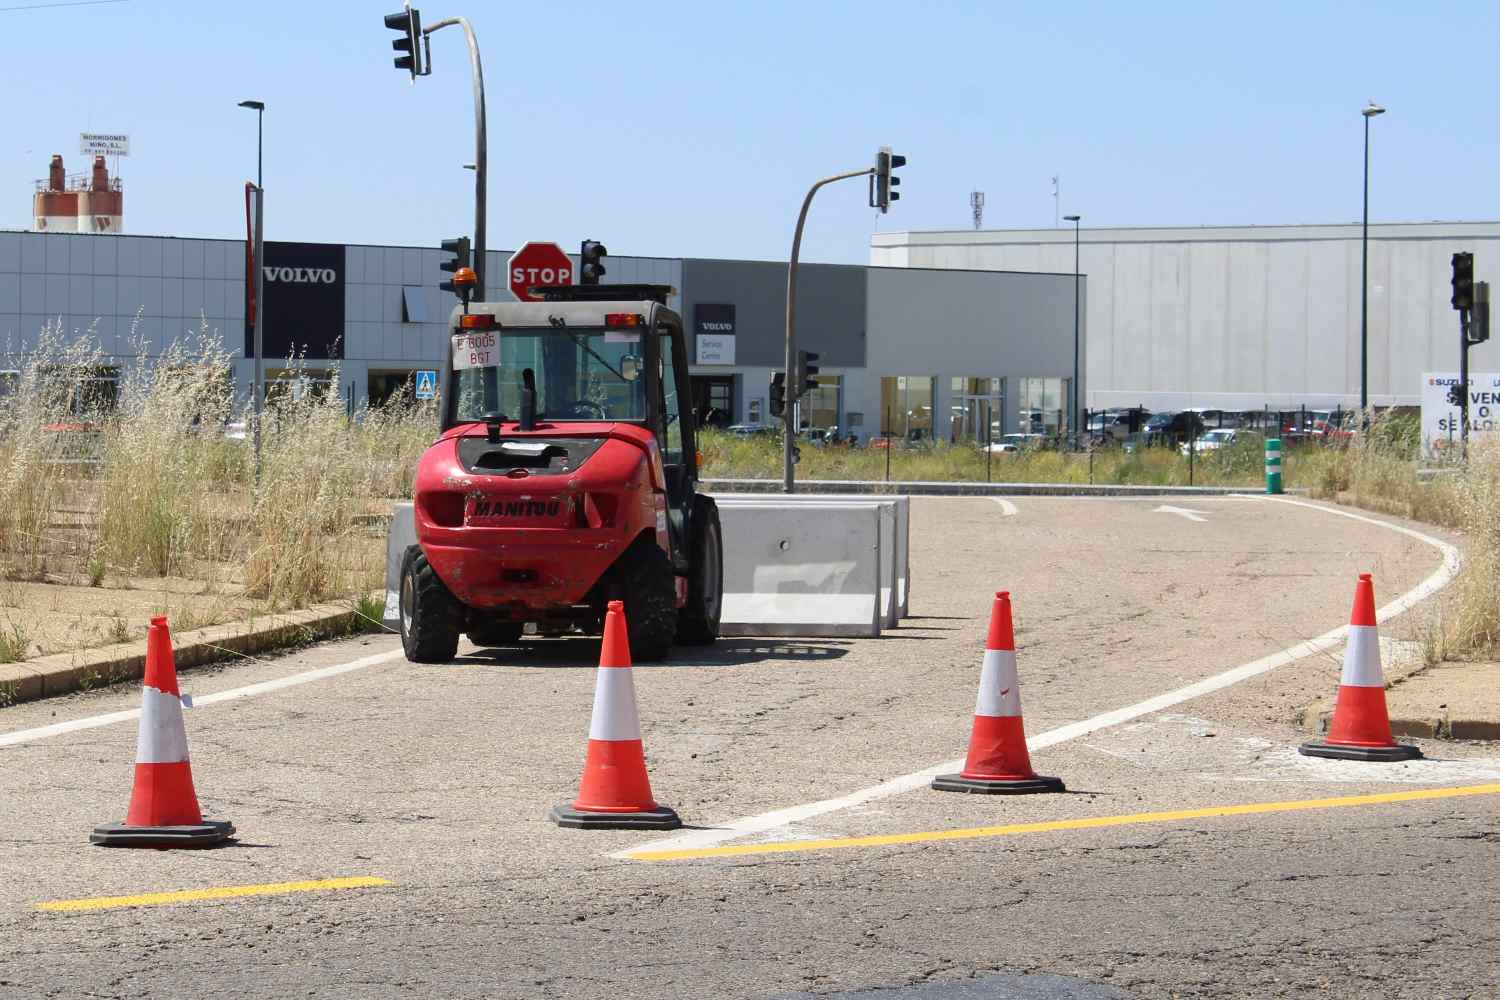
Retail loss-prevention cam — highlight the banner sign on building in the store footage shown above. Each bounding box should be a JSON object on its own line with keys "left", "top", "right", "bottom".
{"left": 694, "top": 303, "right": 736, "bottom": 365}
{"left": 80, "top": 133, "right": 130, "bottom": 157}
{"left": 245, "top": 242, "right": 347, "bottom": 361}
{"left": 1421, "top": 372, "right": 1500, "bottom": 458}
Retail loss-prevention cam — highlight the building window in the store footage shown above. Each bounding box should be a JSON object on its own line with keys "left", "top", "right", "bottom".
{"left": 949, "top": 376, "right": 1004, "bottom": 444}
{"left": 1017, "top": 377, "right": 1067, "bottom": 436}
{"left": 265, "top": 368, "right": 336, "bottom": 406}
{"left": 400, "top": 287, "right": 427, "bottom": 324}
{"left": 38, "top": 364, "right": 120, "bottom": 417}
{"left": 368, "top": 370, "right": 417, "bottom": 408}
{"left": 802, "top": 374, "right": 840, "bottom": 431}
{"left": 880, "top": 376, "right": 934, "bottom": 442}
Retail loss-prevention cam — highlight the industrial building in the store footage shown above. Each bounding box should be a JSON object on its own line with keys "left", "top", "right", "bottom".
{"left": 0, "top": 228, "right": 1084, "bottom": 444}
{"left": 872, "top": 222, "right": 1500, "bottom": 410}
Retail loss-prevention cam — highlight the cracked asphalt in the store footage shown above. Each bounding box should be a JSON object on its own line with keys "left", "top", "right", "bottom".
{"left": 2, "top": 496, "right": 1497, "bottom": 999}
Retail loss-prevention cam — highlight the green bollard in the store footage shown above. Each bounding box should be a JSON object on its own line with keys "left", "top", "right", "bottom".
{"left": 1265, "top": 437, "right": 1283, "bottom": 494}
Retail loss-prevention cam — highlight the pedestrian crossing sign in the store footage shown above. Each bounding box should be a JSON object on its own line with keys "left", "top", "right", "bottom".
{"left": 414, "top": 370, "right": 438, "bottom": 400}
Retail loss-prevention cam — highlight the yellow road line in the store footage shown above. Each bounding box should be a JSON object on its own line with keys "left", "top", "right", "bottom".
{"left": 628, "top": 783, "right": 1500, "bottom": 861}
{"left": 38, "top": 876, "right": 391, "bottom": 913}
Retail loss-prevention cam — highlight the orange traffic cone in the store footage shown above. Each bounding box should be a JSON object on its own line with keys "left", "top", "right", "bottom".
{"left": 1300, "top": 574, "right": 1422, "bottom": 762}
{"left": 92, "top": 617, "right": 235, "bottom": 847}
{"left": 933, "top": 592, "right": 1064, "bottom": 795}
{"left": 551, "top": 600, "right": 681, "bottom": 830}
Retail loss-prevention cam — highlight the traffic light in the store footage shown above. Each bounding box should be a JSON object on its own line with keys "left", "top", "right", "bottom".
{"left": 871, "top": 145, "right": 906, "bottom": 213}
{"left": 769, "top": 372, "right": 786, "bottom": 418}
{"left": 580, "top": 240, "right": 608, "bottom": 285}
{"left": 1452, "top": 252, "right": 1474, "bottom": 311}
{"left": 1448, "top": 381, "right": 1467, "bottom": 408}
{"left": 383, "top": 8, "right": 423, "bottom": 79}
{"left": 1471, "top": 281, "right": 1491, "bottom": 344}
{"left": 439, "top": 236, "right": 471, "bottom": 295}
{"left": 794, "top": 349, "right": 820, "bottom": 398}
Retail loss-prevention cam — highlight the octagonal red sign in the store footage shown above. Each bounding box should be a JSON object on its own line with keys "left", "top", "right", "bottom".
{"left": 508, "top": 242, "right": 573, "bottom": 301}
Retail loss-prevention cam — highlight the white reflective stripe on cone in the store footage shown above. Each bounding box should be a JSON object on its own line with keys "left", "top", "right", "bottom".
{"left": 974, "top": 649, "right": 1022, "bottom": 718}
{"left": 135, "top": 686, "right": 190, "bottom": 764}
{"left": 1339, "top": 625, "right": 1384, "bottom": 688}
{"left": 588, "top": 667, "right": 642, "bottom": 742}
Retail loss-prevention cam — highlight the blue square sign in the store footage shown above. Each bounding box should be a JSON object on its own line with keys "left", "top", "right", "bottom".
{"left": 414, "top": 370, "right": 438, "bottom": 400}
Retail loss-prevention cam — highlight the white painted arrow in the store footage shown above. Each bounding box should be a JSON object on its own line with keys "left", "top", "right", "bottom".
{"left": 1154, "top": 504, "right": 1209, "bottom": 523}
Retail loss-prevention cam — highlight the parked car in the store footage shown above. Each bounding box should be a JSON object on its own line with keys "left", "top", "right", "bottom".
{"left": 986, "top": 433, "right": 1044, "bottom": 453}
{"left": 1088, "top": 409, "right": 1148, "bottom": 442}
{"left": 1180, "top": 428, "right": 1240, "bottom": 455}
{"left": 1310, "top": 410, "right": 1355, "bottom": 440}
{"left": 726, "top": 423, "right": 773, "bottom": 438}
{"left": 1144, "top": 410, "right": 1205, "bottom": 446}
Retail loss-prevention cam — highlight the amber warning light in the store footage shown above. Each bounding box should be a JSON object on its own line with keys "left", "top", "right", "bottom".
{"left": 605, "top": 313, "right": 643, "bottom": 328}
{"left": 459, "top": 313, "right": 495, "bottom": 329}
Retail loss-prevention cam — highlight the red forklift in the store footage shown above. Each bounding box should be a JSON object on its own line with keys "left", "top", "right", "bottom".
{"left": 397, "top": 275, "right": 723, "bottom": 662}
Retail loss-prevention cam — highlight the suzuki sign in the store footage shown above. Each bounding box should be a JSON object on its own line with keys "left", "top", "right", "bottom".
{"left": 508, "top": 242, "right": 573, "bottom": 301}
{"left": 1421, "top": 371, "right": 1500, "bottom": 458}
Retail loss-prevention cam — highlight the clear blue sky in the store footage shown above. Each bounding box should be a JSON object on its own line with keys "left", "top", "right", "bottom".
{"left": 2, "top": 0, "right": 1490, "bottom": 265}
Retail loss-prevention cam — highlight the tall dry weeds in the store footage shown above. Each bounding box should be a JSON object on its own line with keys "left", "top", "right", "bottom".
{"left": 98, "top": 325, "right": 245, "bottom": 576}
{"left": 0, "top": 321, "right": 108, "bottom": 579}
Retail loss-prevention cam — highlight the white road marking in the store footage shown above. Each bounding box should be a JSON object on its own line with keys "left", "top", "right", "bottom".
{"left": 988, "top": 497, "right": 1018, "bottom": 516}
{"left": 1241, "top": 746, "right": 1500, "bottom": 784}
{"left": 0, "top": 648, "right": 405, "bottom": 749}
{"left": 1154, "top": 504, "right": 1210, "bottom": 522}
{"left": 620, "top": 498, "right": 1461, "bottom": 858}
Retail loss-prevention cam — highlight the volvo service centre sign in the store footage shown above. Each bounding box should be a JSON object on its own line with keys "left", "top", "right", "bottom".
{"left": 1421, "top": 371, "right": 1500, "bottom": 458}
{"left": 695, "top": 303, "right": 736, "bottom": 365}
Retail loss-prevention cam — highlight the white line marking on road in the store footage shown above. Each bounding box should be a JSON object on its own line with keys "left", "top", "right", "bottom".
{"left": 0, "top": 647, "right": 405, "bottom": 749}
{"left": 988, "top": 497, "right": 1018, "bottom": 516}
{"left": 619, "top": 498, "right": 1460, "bottom": 859}
{"left": 1154, "top": 504, "right": 1210, "bottom": 522}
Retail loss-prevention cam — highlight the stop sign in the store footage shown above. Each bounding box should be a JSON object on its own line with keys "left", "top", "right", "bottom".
{"left": 508, "top": 242, "right": 573, "bottom": 301}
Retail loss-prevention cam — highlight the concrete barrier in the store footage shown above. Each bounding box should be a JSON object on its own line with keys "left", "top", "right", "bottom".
{"left": 382, "top": 502, "right": 417, "bottom": 631}
{"left": 713, "top": 496, "right": 901, "bottom": 628}
{"left": 384, "top": 495, "right": 893, "bottom": 639}
{"left": 716, "top": 503, "right": 883, "bottom": 637}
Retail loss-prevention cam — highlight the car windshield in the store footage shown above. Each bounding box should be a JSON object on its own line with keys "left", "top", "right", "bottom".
{"left": 449, "top": 326, "right": 647, "bottom": 424}
{"left": 1205, "top": 430, "right": 1234, "bottom": 441}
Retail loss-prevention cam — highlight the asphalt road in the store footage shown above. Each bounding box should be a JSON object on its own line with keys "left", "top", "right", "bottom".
{"left": 2, "top": 496, "right": 1496, "bottom": 999}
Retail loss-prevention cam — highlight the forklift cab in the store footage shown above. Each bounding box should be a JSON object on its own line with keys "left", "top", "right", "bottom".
{"left": 438, "top": 285, "right": 702, "bottom": 572}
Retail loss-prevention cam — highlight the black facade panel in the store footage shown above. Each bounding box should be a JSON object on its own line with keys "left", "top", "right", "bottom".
{"left": 246, "top": 241, "right": 347, "bottom": 361}
{"left": 680, "top": 259, "right": 866, "bottom": 368}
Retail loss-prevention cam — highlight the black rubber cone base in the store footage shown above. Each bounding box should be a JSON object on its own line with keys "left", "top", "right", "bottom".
{"left": 550, "top": 803, "right": 681, "bottom": 830}
{"left": 91, "top": 820, "right": 235, "bottom": 849}
{"left": 1299, "top": 740, "right": 1423, "bottom": 763}
{"left": 931, "top": 773, "right": 1065, "bottom": 795}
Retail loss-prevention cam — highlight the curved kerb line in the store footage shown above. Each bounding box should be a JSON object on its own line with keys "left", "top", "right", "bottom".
{"left": 618, "top": 496, "right": 1461, "bottom": 860}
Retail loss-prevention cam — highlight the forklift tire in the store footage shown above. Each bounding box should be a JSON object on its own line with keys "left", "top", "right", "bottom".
{"left": 399, "top": 547, "right": 462, "bottom": 663}
{"left": 619, "top": 538, "right": 678, "bottom": 662}
{"left": 676, "top": 497, "right": 722, "bottom": 645}
{"left": 467, "top": 621, "right": 525, "bottom": 647}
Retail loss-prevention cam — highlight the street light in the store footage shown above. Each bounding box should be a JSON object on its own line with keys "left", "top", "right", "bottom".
{"left": 1064, "top": 214, "right": 1081, "bottom": 447}
{"left": 1360, "top": 102, "right": 1385, "bottom": 415}
{"left": 237, "top": 100, "right": 264, "bottom": 188}
{"left": 239, "top": 99, "right": 265, "bottom": 476}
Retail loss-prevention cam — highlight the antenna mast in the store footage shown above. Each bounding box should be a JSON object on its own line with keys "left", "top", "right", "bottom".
{"left": 969, "top": 190, "right": 985, "bottom": 230}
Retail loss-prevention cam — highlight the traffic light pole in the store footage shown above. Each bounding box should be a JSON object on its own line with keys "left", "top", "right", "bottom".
{"left": 422, "top": 17, "right": 487, "bottom": 299}
{"left": 1460, "top": 305, "right": 1472, "bottom": 461}
{"left": 783, "top": 166, "right": 874, "bottom": 493}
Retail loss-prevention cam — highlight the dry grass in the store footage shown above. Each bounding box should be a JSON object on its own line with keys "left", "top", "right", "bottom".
{"left": 701, "top": 426, "right": 1334, "bottom": 489}
{"left": 0, "top": 325, "right": 436, "bottom": 659}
